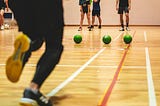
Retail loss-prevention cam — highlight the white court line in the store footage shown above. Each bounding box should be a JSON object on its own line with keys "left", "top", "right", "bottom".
{"left": 145, "top": 48, "right": 157, "bottom": 106}
{"left": 47, "top": 47, "right": 106, "bottom": 96}
{"left": 0, "top": 32, "right": 123, "bottom": 96}
{"left": 144, "top": 31, "right": 147, "bottom": 42}
{"left": 57, "top": 65, "right": 146, "bottom": 69}
{"left": 47, "top": 32, "right": 123, "bottom": 96}
{"left": 0, "top": 63, "right": 146, "bottom": 69}
{"left": 144, "top": 31, "right": 157, "bottom": 106}
{"left": 113, "top": 32, "right": 123, "bottom": 41}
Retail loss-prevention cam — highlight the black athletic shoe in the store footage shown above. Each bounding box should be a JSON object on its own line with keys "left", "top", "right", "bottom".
{"left": 98, "top": 25, "right": 101, "bottom": 29}
{"left": 20, "top": 88, "right": 53, "bottom": 106}
{"left": 90, "top": 25, "right": 94, "bottom": 29}
{"left": 88, "top": 26, "right": 92, "bottom": 31}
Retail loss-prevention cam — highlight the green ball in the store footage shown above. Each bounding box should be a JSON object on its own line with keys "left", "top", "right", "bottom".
{"left": 102, "top": 35, "right": 112, "bottom": 44}
{"left": 123, "top": 34, "right": 132, "bottom": 44}
{"left": 73, "top": 35, "right": 82, "bottom": 44}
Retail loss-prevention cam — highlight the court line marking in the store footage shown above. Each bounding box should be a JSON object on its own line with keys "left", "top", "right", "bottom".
{"left": 57, "top": 65, "right": 146, "bottom": 69}
{"left": 46, "top": 32, "right": 124, "bottom": 97}
{"left": 144, "top": 31, "right": 157, "bottom": 106}
{"left": 98, "top": 44, "right": 131, "bottom": 106}
{"left": 0, "top": 63, "right": 146, "bottom": 69}
{"left": 98, "top": 31, "right": 136, "bottom": 106}
{"left": 113, "top": 32, "right": 123, "bottom": 41}
{"left": 47, "top": 47, "right": 106, "bottom": 96}
{"left": 144, "top": 31, "right": 147, "bottom": 42}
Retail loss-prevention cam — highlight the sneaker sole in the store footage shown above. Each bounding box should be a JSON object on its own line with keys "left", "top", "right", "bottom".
{"left": 6, "top": 34, "right": 30, "bottom": 83}
{"left": 20, "top": 98, "right": 38, "bottom": 106}
{"left": 20, "top": 103, "right": 37, "bottom": 106}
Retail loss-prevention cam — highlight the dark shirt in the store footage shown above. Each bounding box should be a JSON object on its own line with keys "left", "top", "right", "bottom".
{"left": 79, "top": 0, "right": 90, "bottom": 5}
{"left": 93, "top": 0, "right": 100, "bottom": 11}
{"left": 119, "top": 0, "right": 128, "bottom": 7}
{"left": 0, "top": 0, "right": 6, "bottom": 8}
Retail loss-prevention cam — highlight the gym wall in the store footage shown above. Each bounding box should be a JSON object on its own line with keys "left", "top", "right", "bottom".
{"left": 63, "top": 0, "right": 160, "bottom": 25}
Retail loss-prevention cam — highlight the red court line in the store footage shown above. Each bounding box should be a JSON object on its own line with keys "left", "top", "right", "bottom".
{"left": 98, "top": 31, "right": 136, "bottom": 106}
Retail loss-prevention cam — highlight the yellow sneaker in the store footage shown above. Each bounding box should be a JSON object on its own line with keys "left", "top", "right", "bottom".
{"left": 6, "top": 34, "right": 30, "bottom": 83}
{"left": 19, "top": 103, "right": 37, "bottom": 106}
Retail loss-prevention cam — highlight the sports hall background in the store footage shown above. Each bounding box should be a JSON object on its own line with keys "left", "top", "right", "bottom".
{"left": 63, "top": 0, "right": 160, "bottom": 25}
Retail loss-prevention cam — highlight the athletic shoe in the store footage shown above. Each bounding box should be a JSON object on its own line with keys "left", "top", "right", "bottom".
{"left": 6, "top": 34, "right": 30, "bottom": 82}
{"left": 1, "top": 25, "right": 4, "bottom": 30}
{"left": 20, "top": 88, "right": 52, "bottom": 106}
{"left": 98, "top": 25, "right": 101, "bottom": 29}
{"left": 78, "top": 27, "right": 82, "bottom": 31}
{"left": 91, "top": 25, "right": 94, "bottom": 28}
{"left": 119, "top": 27, "right": 124, "bottom": 31}
{"left": 126, "top": 27, "right": 130, "bottom": 31}
{"left": 4, "top": 23, "right": 10, "bottom": 29}
{"left": 88, "top": 26, "right": 92, "bottom": 31}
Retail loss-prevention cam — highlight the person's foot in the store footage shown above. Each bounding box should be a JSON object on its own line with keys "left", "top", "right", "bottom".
{"left": 90, "top": 25, "right": 94, "bottom": 29}
{"left": 78, "top": 27, "right": 82, "bottom": 31}
{"left": 88, "top": 26, "right": 92, "bottom": 31}
{"left": 4, "top": 23, "right": 10, "bottom": 29}
{"left": 98, "top": 25, "right": 101, "bottom": 29}
{"left": 119, "top": 27, "right": 124, "bottom": 31}
{"left": 6, "top": 34, "right": 30, "bottom": 82}
{"left": 126, "top": 27, "right": 130, "bottom": 31}
{"left": 1, "top": 25, "right": 5, "bottom": 30}
{"left": 20, "top": 88, "right": 52, "bottom": 106}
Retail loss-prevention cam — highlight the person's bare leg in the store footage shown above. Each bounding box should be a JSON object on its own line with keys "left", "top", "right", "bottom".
{"left": 98, "top": 16, "right": 102, "bottom": 28}
{"left": 125, "top": 13, "right": 130, "bottom": 30}
{"left": 92, "top": 16, "right": 95, "bottom": 27}
{"left": 78, "top": 12, "right": 84, "bottom": 31}
{"left": 87, "top": 13, "right": 91, "bottom": 26}
{"left": 0, "top": 10, "right": 4, "bottom": 29}
{"left": 87, "top": 12, "right": 92, "bottom": 31}
{"left": 119, "top": 14, "right": 124, "bottom": 31}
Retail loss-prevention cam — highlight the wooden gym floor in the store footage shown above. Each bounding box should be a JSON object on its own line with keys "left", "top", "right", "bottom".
{"left": 0, "top": 26, "right": 160, "bottom": 106}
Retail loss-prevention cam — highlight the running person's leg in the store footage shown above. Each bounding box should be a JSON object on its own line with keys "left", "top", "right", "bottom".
{"left": 6, "top": 0, "right": 39, "bottom": 82}
{"left": 21, "top": 0, "right": 64, "bottom": 105}
{"left": 21, "top": 27, "right": 64, "bottom": 106}
{"left": 7, "top": 0, "right": 64, "bottom": 106}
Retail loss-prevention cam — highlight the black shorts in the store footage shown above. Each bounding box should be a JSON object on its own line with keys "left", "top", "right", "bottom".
{"left": 118, "top": 7, "right": 129, "bottom": 14}
{"left": 92, "top": 10, "right": 100, "bottom": 17}
{"left": 8, "top": 0, "right": 64, "bottom": 39}
{"left": 82, "top": 4, "right": 89, "bottom": 13}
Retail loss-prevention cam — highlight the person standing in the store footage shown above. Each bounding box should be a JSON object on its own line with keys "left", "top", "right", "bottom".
{"left": 78, "top": 0, "right": 92, "bottom": 31}
{"left": 91, "top": 0, "right": 102, "bottom": 29}
{"left": 6, "top": 0, "right": 64, "bottom": 106}
{"left": 116, "top": 0, "right": 131, "bottom": 31}
{"left": 0, "top": 0, "right": 9, "bottom": 30}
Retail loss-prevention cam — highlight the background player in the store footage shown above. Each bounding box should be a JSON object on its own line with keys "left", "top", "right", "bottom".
{"left": 78, "top": 0, "right": 92, "bottom": 31}
{"left": 0, "top": 0, "right": 9, "bottom": 30}
{"left": 116, "top": 0, "right": 131, "bottom": 31}
{"left": 91, "top": 0, "right": 102, "bottom": 29}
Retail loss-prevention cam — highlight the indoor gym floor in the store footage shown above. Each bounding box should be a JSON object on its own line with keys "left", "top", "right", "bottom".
{"left": 0, "top": 26, "right": 160, "bottom": 106}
